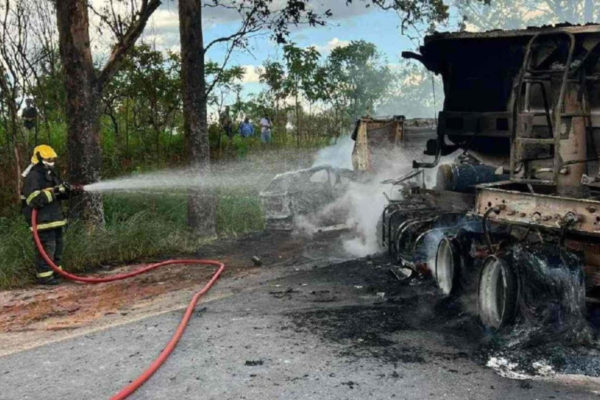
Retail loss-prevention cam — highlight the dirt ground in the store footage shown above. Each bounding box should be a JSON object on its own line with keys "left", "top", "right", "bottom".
{"left": 0, "top": 231, "right": 309, "bottom": 356}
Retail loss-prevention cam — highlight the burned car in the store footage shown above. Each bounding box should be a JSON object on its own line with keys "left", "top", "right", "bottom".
{"left": 261, "top": 117, "right": 436, "bottom": 232}
{"left": 260, "top": 166, "right": 355, "bottom": 231}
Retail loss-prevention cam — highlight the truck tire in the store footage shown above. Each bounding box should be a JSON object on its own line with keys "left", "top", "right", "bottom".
{"left": 478, "top": 255, "right": 518, "bottom": 329}
{"left": 435, "top": 237, "right": 459, "bottom": 296}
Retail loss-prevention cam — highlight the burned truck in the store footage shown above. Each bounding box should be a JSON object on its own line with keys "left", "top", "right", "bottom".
{"left": 385, "top": 24, "right": 600, "bottom": 329}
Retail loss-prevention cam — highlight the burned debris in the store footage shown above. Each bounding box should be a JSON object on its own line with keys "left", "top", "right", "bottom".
{"left": 260, "top": 116, "right": 436, "bottom": 232}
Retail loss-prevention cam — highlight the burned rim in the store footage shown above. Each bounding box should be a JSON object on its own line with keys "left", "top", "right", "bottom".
{"left": 478, "top": 256, "right": 518, "bottom": 329}
{"left": 435, "top": 237, "right": 458, "bottom": 296}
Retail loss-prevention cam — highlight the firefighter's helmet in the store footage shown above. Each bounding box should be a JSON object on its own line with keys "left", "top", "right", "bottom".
{"left": 31, "top": 144, "right": 58, "bottom": 164}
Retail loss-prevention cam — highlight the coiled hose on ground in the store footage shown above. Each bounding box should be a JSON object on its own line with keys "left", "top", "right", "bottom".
{"left": 31, "top": 208, "right": 226, "bottom": 400}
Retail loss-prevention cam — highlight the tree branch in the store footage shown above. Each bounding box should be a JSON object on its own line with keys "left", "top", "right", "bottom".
{"left": 205, "top": 41, "right": 237, "bottom": 96}
{"left": 97, "top": 0, "right": 161, "bottom": 91}
{"left": 204, "top": 26, "right": 261, "bottom": 54}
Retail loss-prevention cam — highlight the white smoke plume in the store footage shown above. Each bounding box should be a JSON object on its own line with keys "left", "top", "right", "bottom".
{"left": 299, "top": 133, "right": 432, "bottom": 257}
{"left": 312, "top": 135, "right": 355, "bottom": 170}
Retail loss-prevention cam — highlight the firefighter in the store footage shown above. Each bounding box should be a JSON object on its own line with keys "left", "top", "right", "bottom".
{"left": 21, "top": 145, "right": 72, "bottom": 285}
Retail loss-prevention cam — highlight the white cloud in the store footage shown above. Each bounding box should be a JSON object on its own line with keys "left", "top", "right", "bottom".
{"left": 239, "top": 65, "right": 265, "bottom": 84}
{"left": 148, "top": 9, "right": 179, "bottom": 30}
{"left": 313, "top": 37, "right": 350, "bottom": 53}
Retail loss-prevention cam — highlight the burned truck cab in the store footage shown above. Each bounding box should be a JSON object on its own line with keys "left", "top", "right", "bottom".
{"left": 384, "top": 25, "right": 600, "bottom": 329}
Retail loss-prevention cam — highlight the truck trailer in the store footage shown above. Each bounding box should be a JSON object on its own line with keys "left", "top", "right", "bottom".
{"left": 384, "top": 24, "right": 600, "bottom": 329}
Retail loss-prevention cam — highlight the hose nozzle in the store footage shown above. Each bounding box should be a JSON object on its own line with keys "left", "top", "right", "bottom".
{"left": 64, "top": 183, "right": 85, "bottom": 194}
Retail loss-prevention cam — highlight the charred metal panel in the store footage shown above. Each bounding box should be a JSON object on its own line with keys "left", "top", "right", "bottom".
{"left": 475, "top": 181, "right": 600, "bottom": 236}
{"left": 351, "top": 116, "right": 405, "bottom": 171}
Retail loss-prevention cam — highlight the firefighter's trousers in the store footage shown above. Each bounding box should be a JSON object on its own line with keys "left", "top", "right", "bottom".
{"left": 34, "top": 227, "right": 63, "bottom": 280}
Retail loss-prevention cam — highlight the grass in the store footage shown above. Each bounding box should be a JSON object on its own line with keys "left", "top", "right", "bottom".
{"left": 0, "top": 189, "right": 264, "bottom": 289}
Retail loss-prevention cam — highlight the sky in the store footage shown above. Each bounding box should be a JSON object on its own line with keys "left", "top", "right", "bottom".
{"left": 132, "top": 1, "right": 449, "bottom": 102}
{"left": 84, "top": 1, "right": 598, "bottom": 120}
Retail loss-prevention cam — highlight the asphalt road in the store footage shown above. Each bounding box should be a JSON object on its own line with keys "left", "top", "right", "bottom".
{"left": 1, "top": 257, "right": 598, "bottom": 400}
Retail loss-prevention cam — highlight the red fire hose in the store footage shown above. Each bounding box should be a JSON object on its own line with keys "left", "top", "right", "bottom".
{"left": 31, "top": 208, "right": 226, "bottom": 400}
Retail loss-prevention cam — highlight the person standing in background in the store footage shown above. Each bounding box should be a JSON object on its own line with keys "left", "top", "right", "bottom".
{"left": 22, "top": 98, "right": 38, "bottom": 146}
{"left": 239, "top": 117, "right": 254, "bottom": 138}
{"left": 260, "top": 115, "right": 272, "bottom": 144}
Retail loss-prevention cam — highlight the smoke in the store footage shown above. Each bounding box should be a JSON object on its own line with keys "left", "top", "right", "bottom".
{"left": 312, "top": 135, "right": 355, "bottom": 170}
{"left": 334, "top": 179, "right": 389, "bottom": 257}
{"left": 297, "top": 134, "right": 432, "bottom": 257}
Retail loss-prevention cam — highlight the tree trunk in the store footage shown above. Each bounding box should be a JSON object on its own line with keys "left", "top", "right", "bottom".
{"left": 295, "top": 91, "right": 300, "bottom": 147}
{"left": 125, "top": 98, "right": 130, "bottom": 157}
{"left": 56, "top": 0, "right": 104, "bottom": 226}
{"left": 9, "top": 102, "right": 22, "bottom": 199}
{"left": 179, "top": 0, "right": 216, "bottom": 237}
{"left": 0, "top": 67, "right": 22, "bottom": 198}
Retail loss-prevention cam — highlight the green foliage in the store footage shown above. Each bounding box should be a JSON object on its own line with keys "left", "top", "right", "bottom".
{"left": 282, "top": 43, "right": 322, "bottom": 99}
{"left": 254, "top": 40, "right": 398, "bottom": 141}
{"left": 260, "top": 61, "right": 286, "bottom": 104}
{"left": 206, "top": 61, "right": 245, "bottom": 106}
{"left": 326, "top": 40, "right": 395, "bottom": 123}
{"left": 216, "top": 190, "right": 265, "bottom": 235}
{"left": 61, "top": 212, "right": 198, "bottom": 275}
{"left": 377, "top": 60, "right": 443, "bottom": 119}
{"left": 0, "top": 190, "right": 264, "bottom": 289}
{"left": 0, "top": 217, "right": 34, "bottom": 288}
{"left": 102, "top": 44, "right": 183, "bottom": 171}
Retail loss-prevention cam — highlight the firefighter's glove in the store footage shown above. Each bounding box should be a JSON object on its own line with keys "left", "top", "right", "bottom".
{"left": 54, "top": 183, "right": 70, "bottom": 194}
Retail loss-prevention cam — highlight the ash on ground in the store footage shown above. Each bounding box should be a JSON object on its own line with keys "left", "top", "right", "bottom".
{"left": 287, "top": 255, "right": 600, "bottom": 380}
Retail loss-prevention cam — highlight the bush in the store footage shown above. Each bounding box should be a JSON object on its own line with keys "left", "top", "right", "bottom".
{"left": 62, "top": 211, "right": 199, "bottom": 273}
{"left": 0, "top": 190, "right": 264, "bottom": 289}
{"left": 216, "top": 190, "right": 264, "bottom": 235}
{"left": 0, "top": 216, "right": 35, "bottom": 288}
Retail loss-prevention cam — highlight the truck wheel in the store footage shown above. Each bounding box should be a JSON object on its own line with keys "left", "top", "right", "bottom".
{"left": 478, "top": 256, "right": 518, "bottom": 329}
{"left": 435, "top": 237, "right": 459, "bottom": 296}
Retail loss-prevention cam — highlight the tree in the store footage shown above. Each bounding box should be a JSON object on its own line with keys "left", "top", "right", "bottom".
{"left": 178, "top": 0, "right": 330, "bottom": 235}
{"left": 178, "top": 0, "right": 485, "bottom": 234}
{"left": 55, "top": 0, "right": 160, "bottom": 226}
{"left": 348, "top": 0, "right": 457, "bottom": 39}
{"left": 260, "top": 61, "right": 286, "bottom": 110}
{"left": 325, "top": 40, "right": 395, "bottom": 127}
{"left": 0, "top": 0, "right": 50, "bottom": 198}
{"left": 282, "top": 43, "right": 321, "bottom": 145}
{"left": 377, "top": 60, "right": 442, "bottom": 119}
{"left": 107, "top": 44, "right": 182, "bottom": 162}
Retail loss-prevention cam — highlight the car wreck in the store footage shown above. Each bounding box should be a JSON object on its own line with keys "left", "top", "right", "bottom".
{"left": 260, "top": 116, "right": 436, "bottom": 231}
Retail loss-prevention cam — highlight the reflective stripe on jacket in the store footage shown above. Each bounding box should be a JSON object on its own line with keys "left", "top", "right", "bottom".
{"left": 21, "top": 163, "right": 67, "bottom": 230}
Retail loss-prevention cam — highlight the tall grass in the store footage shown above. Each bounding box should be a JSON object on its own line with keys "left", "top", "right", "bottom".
{"left": 0, "top": 190, "right": 264, "bottom": 289}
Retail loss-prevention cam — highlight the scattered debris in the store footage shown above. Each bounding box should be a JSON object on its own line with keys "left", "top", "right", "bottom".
{"left": 251, "top": 256, "right": 262, "bottom": 266}
{"left": 340, "top": 380, "right": 358, "bottom": 389}
{"left": 268, "top": 288, "right": 297, "bottom": 299}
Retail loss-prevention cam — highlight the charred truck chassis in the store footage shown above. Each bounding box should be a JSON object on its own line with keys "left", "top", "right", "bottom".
{"left": 384, "top": 25, "right": 600, "bottom": 329}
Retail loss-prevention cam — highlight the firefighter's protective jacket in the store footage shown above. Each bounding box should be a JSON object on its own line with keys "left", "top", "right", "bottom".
{"left": 21, "top": 163, "right": 67, "bottom": 230}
